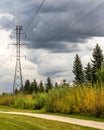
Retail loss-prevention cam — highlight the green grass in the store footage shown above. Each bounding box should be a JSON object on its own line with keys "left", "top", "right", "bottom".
{"left": 0, "top": 113, "right": 98, "bottom": 130}
{"left": 0, "top": 105, "right": 43, "bottom": 113}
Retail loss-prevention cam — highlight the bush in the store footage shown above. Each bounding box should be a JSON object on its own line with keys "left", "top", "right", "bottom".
{"left": 0, "top": 94, "right": 34, "bottom": 109}
{"left": 0, "top": 85, "right": 104, "bottom": 118}
{"left": 45, "top": 85, "right": 104, "bottom": 117}
{"left": 14, "top": 94, "right": 34, "bottom": 109}
{"left": 45, "top": 87, "right": 69, "bottom": 112}
{"left": 0, "top": 94, "right": 14, "bottom": 106}
{"left": 32, "top": 92, "right": 47, "bottom": 109}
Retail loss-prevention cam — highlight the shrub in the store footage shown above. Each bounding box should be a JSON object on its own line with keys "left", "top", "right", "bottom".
{"left": 14, "top": 94, "right": 34, "bottom": 109}
{"left": 0, "top": 85, "right": 104, "bottom": 118}
{"left": 0, "top": 94, "right": 14, "bottom": 106}
{"left": 45, "top": 86, "right": 69, "bottom": 112}
{"left": 0, "top": 94, "right": 34, "bottom": 109}
{"left": 32, "top": 92, "right": 47, "bottom": 109}
{"left": 45, "top": 85, "right": 104, "bottom": 117}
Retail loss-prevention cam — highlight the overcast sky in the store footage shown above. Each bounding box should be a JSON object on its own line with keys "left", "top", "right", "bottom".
{"left": 0, "top": 0, "right": 104, "bottom": 93}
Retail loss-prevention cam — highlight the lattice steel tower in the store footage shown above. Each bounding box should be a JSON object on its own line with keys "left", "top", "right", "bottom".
{"left": 9, "top": 25, "right": 27, "bottom": 94}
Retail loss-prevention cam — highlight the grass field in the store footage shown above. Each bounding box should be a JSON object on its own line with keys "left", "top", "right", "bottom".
{"left": 0, "top": 113, "right": 98, "bottom": 130}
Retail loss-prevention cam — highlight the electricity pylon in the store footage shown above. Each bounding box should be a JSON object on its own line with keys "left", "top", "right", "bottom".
{"left": 13, "top": 25, "right": 23, "bottom": 93}
{"left": 9, "top": 25, "right": 28, "bottom": 93}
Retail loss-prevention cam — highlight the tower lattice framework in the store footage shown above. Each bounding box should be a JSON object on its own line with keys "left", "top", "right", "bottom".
{"left": 13, "top": 25, "right": 26, "bottom": 93}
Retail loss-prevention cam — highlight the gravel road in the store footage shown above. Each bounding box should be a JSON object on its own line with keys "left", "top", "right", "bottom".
{"left": 0, "top": 111, "right": 104, "bottom": 130}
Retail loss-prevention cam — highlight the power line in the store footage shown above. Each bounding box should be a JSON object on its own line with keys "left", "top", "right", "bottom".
{"left": 70, "top": 1, "right": 104, "bottom": 27}
{"left": 12, "top": 0, "right": 17, "bottom": 26}
{"left": 24, "top": 0, "right": 46, "bottom": 33}
{"left": 35, "top": 0, "right": 73, "bottom": 31}
{"left": 34, "top": 1, "right": 99, "bottom": 34}
{"left": 37, "top": 0, "right": 104, "bottom": 38}
{"left": 0, "top": 47, "right": 15, "bottom": 69}
{"left": 63, "top": 22, "right": 104, "bottom": 39}
{"left": 82, "top": 20, "right": 104, "bottom": 37}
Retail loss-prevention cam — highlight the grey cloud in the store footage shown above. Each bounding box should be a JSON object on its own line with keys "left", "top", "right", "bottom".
{"left": 41, "top": 70, "right": 66, "bottom": 77}
{"left": 28, "top": 41, "right": 81, "bottom": 53}
{"left": 0, "top": 0, "right": 104, "bottom": 53}
{"left": 0, "top": 0, "right": 104, "bottom": 94}
{"left": 22, "top": 0, "right": 104, "bottom": 52}
{"left": 0, "top": 16, "right": 15, "bottom": 30}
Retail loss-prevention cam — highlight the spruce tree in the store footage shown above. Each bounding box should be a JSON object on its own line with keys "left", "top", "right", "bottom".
{"left": 97, "top": 66, "right": 104, "bottom": 86}
{"left": 23, "top": 79, "right": 30, "bottom": 94}
{"left": 46, "top": 77, "right": 53, "bottom": 92}
{"left": 91, "top": 44, "right": 104, "bottom": 83}
{"left": 39, "top": 81, "right": 44, "bottom": 92}
{"left": 73, "top": 54, "right": 84, "bottom": 84}
{"left": 30, "top": 79, "right": 38, "bottom": 93}
{"left": 84, "top": 62, "right": 92, "bottom": 83}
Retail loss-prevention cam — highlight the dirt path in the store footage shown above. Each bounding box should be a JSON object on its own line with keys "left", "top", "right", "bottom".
{"left": 0, "top": 111, "right": 104, "bottom": 130}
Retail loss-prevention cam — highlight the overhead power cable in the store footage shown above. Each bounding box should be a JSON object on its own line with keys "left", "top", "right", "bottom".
{"left": 24, "top": 0, "right": 45, "bottom": 33}
{"left": 34, "top": 0, "right": 100, "bottom": 35}
{"left": 0, "top": 47, "right": 15, "bottom": 69}
{"left": 70, "top": 0, "right": 104, "bottom": 27}
{"left": 38, "top": 0, "right": 104, "bottom": 39}
{"left": 35, "top": 0, "right": 74, "bottom": 31}
{"left": 82, "top": 20, "right": 104, "bottom": 37}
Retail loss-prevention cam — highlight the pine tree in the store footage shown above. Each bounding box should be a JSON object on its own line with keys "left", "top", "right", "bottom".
{"left": 46, "top": 77, "right": 53, "bottom": 92}
{"left": 97, "top": 66, "right": 104, "bottom": 85}
{"left": 84, "top": 62, "right": 92, "bottom": 83}
{"left": 39, "top": 81, "right": 44, "bottom": 92}
{"left": 91, "top": 44, "right": 104, "bottom": 83}
{"left": 30, "top": 79, "right": 38, "bottom": 93}
{"left": 73, "top": 54, "right": 84, "bottom": 84}
{"left": 23, "top": 79, "right": 30, "bottom": 94}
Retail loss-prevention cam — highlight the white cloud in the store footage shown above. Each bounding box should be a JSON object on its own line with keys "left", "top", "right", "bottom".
{"left": 0, "top": 13, "right": 14, "bottom": 20}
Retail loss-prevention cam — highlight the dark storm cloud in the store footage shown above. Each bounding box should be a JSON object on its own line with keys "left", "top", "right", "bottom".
{"left": 41, "top": 70, "right": 65, "bottom": 77}
{"left": 23, "top": 0, "right": 104, "bottom": 52}
{"left": 0, "top": 0, "right": 104, "bottom": 52}
{"left": 28, "top": 41, "right": 80, "bottom": 53}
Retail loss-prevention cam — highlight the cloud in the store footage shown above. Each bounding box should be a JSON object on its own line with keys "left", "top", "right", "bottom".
{"left": 20, "top": 0, "right": 104, "bottom": 53}
{"left": 0, "top": 0, "right": 104, "bottom": 52}
{"left": 0, "top": 17, "right": 14, "bottom": 30}
{"left": 0, "top": 0, "right": 104, "bottom": 93}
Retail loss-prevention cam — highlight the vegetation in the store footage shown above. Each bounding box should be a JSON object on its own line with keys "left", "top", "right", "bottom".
{"left": 91, "top": 44, "right": 104, "bottom": 84}
{"left": 46, "top": 77, "right": 53, "bottom": 92}
{"left": 0, "top": 86, "right": 104, "bottom": 118}
{"left": 0, "top": 113, "right": 97, "bottom": 130}
{"left": 0, "top": 44, "right": 104, "bottom": 120}
{"left": 73, "top": 54, "right": 84, "bottom": 84}
{"left": 84, "top": 62, "right": 92, "bottom": 83}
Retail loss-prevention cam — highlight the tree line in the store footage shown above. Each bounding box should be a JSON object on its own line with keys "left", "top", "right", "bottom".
{"left": 73, "top": 44, "right": 104, "bottom": 86}
{"left": 15, "top": 77, "right": 68, "bottom": 94}
{"left": 15, "top": 44, "right": 104, "bottom": 94}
